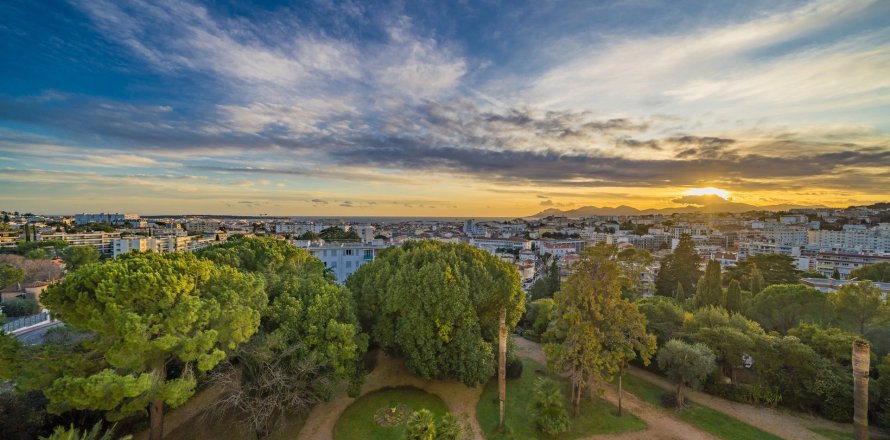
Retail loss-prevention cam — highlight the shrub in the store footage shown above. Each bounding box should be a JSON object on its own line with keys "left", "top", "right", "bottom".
{"left": 436, "top": 413, "right": 464, "bottom": 440}
{"left": 506, "top": 355, "right": 523, "bottom": 379}
{"left": 529, "top": 378, "right": 569, "bottom": 436}
{"left": 39, "top": 421, "right": 131, "bottom": 440}
{"left": 1, "top": 299, "right": 40, "bottom": 317}
{"left": 705, "top": 383, "right": 753, "bottom": 404}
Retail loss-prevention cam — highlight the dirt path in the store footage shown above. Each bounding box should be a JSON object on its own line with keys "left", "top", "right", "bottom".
{"left": 627, "top": 366, "right": 888, "bottom": 440}
{"left": 296, "top": 350, "right": 484, "bottom": 440}
{"left": 514, "top": 337, "right": 720, "bottom": 440}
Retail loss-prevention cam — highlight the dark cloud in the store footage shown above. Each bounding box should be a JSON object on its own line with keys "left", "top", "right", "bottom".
{"left": 311, "top": 198, "right": 327, "bottom": 204}
{"left": 540, "top": 199, "right": 554, "bottom": 206}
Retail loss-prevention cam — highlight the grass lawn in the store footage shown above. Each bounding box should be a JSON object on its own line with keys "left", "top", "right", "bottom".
{"left": 619, "top": 374, "right": 781, "bottom": 440}
{"left": 333, "top": 386, "right": 448, "bottom": 440}
{"left": 476, "top": 358, "right": 647, "bottom": 439}
{"left": 808, "top": 426, "right": 852, "bottom": 440}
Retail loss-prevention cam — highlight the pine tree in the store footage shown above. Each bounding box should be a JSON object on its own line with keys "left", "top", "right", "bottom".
{"left": 750, "top": 264, "right": 764, "bottom": 295}
{"left": 831, "top": 268, "right": 841, "bottom": 280}
{"left": 724, "top": 280, "right": 742, "bottom": 313}
{"left": 695, "top": 260, "right": 723, "bottom": 307}
{"left": 676, "top": 282, "right": 686, "bottom": 300}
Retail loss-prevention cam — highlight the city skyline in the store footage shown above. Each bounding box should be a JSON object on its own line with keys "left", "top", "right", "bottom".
{"left": 1, "top": 0, "right": 889, "bottom": 216}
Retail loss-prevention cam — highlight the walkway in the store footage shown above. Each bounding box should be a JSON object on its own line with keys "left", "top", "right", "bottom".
{"left": 296, "top": 350, "right": 484, "bottom": 440}
{"left": 513, "top": 337, "right": 720, "bottom": 440}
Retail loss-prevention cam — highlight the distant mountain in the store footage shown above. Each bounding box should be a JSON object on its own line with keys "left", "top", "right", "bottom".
{"left": 527, "top": 200, "right": 832, "bottom": 218}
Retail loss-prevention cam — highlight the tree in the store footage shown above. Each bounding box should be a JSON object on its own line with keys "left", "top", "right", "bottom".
{"left": 295, "top": 231, "right": 319, "bottom": 241}
{"left": 724, "top": 280, "right": 743, "bottom": 313}
{"left": 0, "top": 262, "right": 25, "bottom": 289}
{"left": 749, "top": 264, "right": 764, "bottom": 294}
{"left": 695, "top": 260, "right": 724, "bottom": 308}
{"left": 349, "top": 241, "right": 524, "bottom": 386}
{"left": 403, "top": 409, "right": 436, "bottom": 440}
{"left": 728, "top": 254, "right": 798, "bottom": 288}
{"left": 617, "top": 248, "right": 654, "bottom": 296}
{"left": 831, "top": 281, "right": 886, "bottom": 335}
{"left": 656, "top": 340, "right": 716, "bottom": 407}
{"left": 637, "top": 296, "right": 685, "bottom": 346}
{"left": 746, "top": 284, "right": 834, "bottom": 333}
{"left": 655, "top": 234, "right": 702, "bottom": 297}
{"left": 850, "top": 262, "right": 890, "bottom": 283}
{"left": 60, "top": 246, "right": 99, "bottom": 273}
{"left": 197, "top": 238, "right": 368, "bottom": 434}
{"left": 530, "top": 378, "right": 569, "bottom": 436}
{"left": 544, "top": 244, "right": 656, "bottom": 416}
{"left": 318, "top": 227, "right": 359, "bottom": 241}
{"left": 39, "top": 421, "right": 131, "bottom": 440}
{"left": 40, "top": 252, "right": 266, "bottom": 440}
{"left": 788, "top": 323, "right": 859, "bottom": 365}
{"left": 831, "top": 268, "right": 841, "bottom": 280}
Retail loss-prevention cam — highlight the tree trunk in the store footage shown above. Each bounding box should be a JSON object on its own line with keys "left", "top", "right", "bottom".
{"left": 617, "top": 374, "right": 623, "bottom": 416}
{"left": 573, "top": 381, "right": 581, "bottom": 417}
{"left": 498, "top": 307, "right": 507, "bottom": 429}
{"left": 150, "top": 359, "right": 167, "bottom": 440}
{"left": 676, "top": 382, "right": 684, "bottom": 408}
{"left": 853, "top": 340, "right": 870, "bottom": 440}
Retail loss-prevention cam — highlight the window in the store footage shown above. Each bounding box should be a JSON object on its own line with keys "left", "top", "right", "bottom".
{"left": 345, "top": 249, "right": 353, "bottom": 256}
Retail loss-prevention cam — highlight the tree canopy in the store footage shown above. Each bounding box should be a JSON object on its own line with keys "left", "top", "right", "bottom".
{"left": 0, "top": 262, "right": 25, "bottom": 289}
{"left": 348, "top": 240, "right": 524, "bottom": 386}
{"left": 656, "top": 339, "right": 716, "bottom": 407}
{"left": 60, "top": 246, "right": 99, "bottom": 273}
{"left": 830, "top": 281, "right": 886, "bottom": 335}
{"left": 655, "top": 234, "right": 701, "bottom": 297}
{"left": 544, "top": 244, "right": 656, "bottom": 415}
{"left": 728, "top": 254, "right": 799, "bottom": 288}
{"left": 849, "top": 262, "right": 890, "bottom": 283}
{"left": 746, "top": 284, "right": 834, "bottom": 333}
{"left": 38, "top": 252, "right": 266, "bottom": 440}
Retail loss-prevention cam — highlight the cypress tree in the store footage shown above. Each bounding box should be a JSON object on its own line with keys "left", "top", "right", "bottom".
{"left": 675, "top": 281, "right": 686, "bottom": 300}
{"left": 695, "top": 260, "right": 723, "bottom": 307}
{"left": 831, "top": 268, "right": 841, "bottom": 280}
{"left": 724, "top": 280, "right": 742, "bottom": 313}
{"left": 750, "top": 264, "right": 764, "bottom": 295}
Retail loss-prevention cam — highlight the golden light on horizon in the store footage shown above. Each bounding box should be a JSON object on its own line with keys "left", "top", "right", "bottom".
{"left": 684, "top": 187, "right": 730, "bottom": 200}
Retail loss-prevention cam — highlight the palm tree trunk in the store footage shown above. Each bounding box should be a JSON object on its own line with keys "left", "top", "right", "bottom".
{"left": 498, "top": 307, "right": 507, "bottom": 429}
{"left": 853, "top": 340, "right": 870, "bottom": 440}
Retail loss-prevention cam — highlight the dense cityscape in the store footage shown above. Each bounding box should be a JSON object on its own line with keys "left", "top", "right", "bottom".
{"left": 2, "top": 0, "right": 890, "bottom": 439}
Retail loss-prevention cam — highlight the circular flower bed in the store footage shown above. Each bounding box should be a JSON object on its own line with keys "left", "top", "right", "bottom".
{"left": 373, "top": 403, "right": 412, "bottom": 427}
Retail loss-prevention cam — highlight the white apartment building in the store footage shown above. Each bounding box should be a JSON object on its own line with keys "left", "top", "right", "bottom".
{"left": 351, "top": 225, "right": 377, "bottom": 243}
{"left": 540, "top": 242, "right": 576, "bottom": 257}
{"left": 272, "top": 222, "right": 324, "bottom": 235}
{"left": 38, "top": 231, "right": 121, "bottom": 256}
{"left": 0, "top": 230, "right": 20, "bottom": 249}
{"left": 470, "top": 237, "right": 532, "bottom": 254}
{"left": 74, "top": 213, "right": 139, "bottom": 225}
{"left": 808, "top": 228, "right": 890, "bottom": 253}
{"left": 801, "top": 278, "right": 890, "bottom": 300}
{"left": 813, "top": 252, "right": 890, "bottom": 279}
{"left": 112, "top": 235, "right": 194, "bottom": 258}
{"left": 299, "top": 242, "right": 389, "bottom": 283}
{"left": 762, "top": 225, "right": 809, "bottom": 246}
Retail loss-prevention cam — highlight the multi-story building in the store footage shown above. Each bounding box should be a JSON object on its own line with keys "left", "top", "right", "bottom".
{"left": 540, "top": 242, "right": 576, "bottom": 257}
{"left": 801, "top": 277, "right": 890, "bottom": 300}
{"left": 470, "top": 237, "right": 532, "bottom": 254}
{"left": 298, "top": 242, "right": 389, "bottom": 283}
{"left": 0, "top": 230, "right": 20, "bottom": 249}
{"left": 38, "top": 231, "right": 121, "bottom": 256}
{"left": 812, "top": 252, "right": 890, "bottom": 279}
{"left": 272, "top": 222, "right": 324, "bottom": 235}
{"left": 74, "top": 213, "right": 139, "bottom": 225}
{"left": 808, "top": 228, "right": 890, "bottom": 253}
{"left": 112, "top": 235, "right": 194, "bottom": 258}
{"left": 186, "top": 219, "right": 222, "bottom": 234}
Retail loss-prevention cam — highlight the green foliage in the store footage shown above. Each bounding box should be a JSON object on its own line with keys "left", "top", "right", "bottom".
{"left": 198, "top": 237, "right": 368, "bottom": 431}
{"left": 728, "top": 254, "right": 799, "bottom": 289}
{"left": 830, "top": 280, "right": 886, "bottom": 335}
{"left": 529, "top": 378, "right": 569, "bottom": 437}
{"left": 831, "top": 268, "right": 841, "bottom": 280}
{"left": 850, "top": 262, "right": 890, "bottom": 282}
{"left": 402, "top": 409, "right": 437, "bottom": 440}
{"left": 788, "top": 323, "right": 859, "bottom": 364}
{"left": 39, "top": 421, "right": 131, "bottom": 440}
{"left": 876, "top": 354, "right": 890, "bottom": 428}
{"left": 695, "top": 260, "right": 724, "bottom": 308}
{"left": 0, "top": 262, "right": 25, "bottom": 289}
{"left": 544, "top": 244, "right": 656, "bottom": 415}
{"left": 529, "top": 256, "right": 560, "bottom": 301}
{"left": 637, "top": 296, "right": 685, "bottom": 345}
{"left": 435, "top": 413, "right": 463, "bottom": 440}
{"left": 60, "top": 246, "right": 99, "bottom": 273}
{"left": 296, "top": 231, "right": 319, "bottom": 240}
{"left": 746, "top": 284, "right": 834, "bottom": 333}
{"left": 656, "top": 339, "right": 716, "bottom": 406}
{"left": 800, "top": 270, "right": 827, "bottom": 279}
{"left": 349, "top": 241, "right": 524, "bottom": 386}
{"left": 655, "top": 234, "right": 702, "bottom": 297}
{"left": 319, "top": 227, "right": 360, "bottom": 241}
{"left": 0, "top": 390, "right": 54, "bottom": 440}
{"left": 723, "top": 280, "right": 743, "bottom": 313}
{"left": 38, "top": 252, "right": 265, "bottom": 425}
{"left": 505, "top": 353, "right": 523, "bottom": 379}
{"left": 14, "top": 240, "right": 68, "bottom": 259}
{"left": 1, "top": 298, "right": 40, "bottom": 317}
{"left": 520, "top": 298, "right": 555, "bottom": 339}
{"left": 617, "top": 247, "right": 654, "bottom": 296}
{"left": 749, "top": 264, "right": 764, "bottom": 294}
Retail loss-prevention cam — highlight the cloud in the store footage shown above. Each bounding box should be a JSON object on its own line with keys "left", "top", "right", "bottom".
{"left": 539, "top": 199, "right": 554, "bottom": 206}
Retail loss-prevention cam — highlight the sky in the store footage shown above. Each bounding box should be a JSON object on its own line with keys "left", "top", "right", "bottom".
{"left": 1, "top": 0, "right": 889, "bottom": 217}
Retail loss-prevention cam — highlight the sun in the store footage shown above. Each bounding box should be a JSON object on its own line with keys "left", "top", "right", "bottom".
{"left": 684, "top": 187, "right": 730, "bottom": 200}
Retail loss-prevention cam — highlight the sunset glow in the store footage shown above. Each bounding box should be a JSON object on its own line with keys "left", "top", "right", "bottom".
{"left": 684, "top": 188, "right": 731, "bottom": 200}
